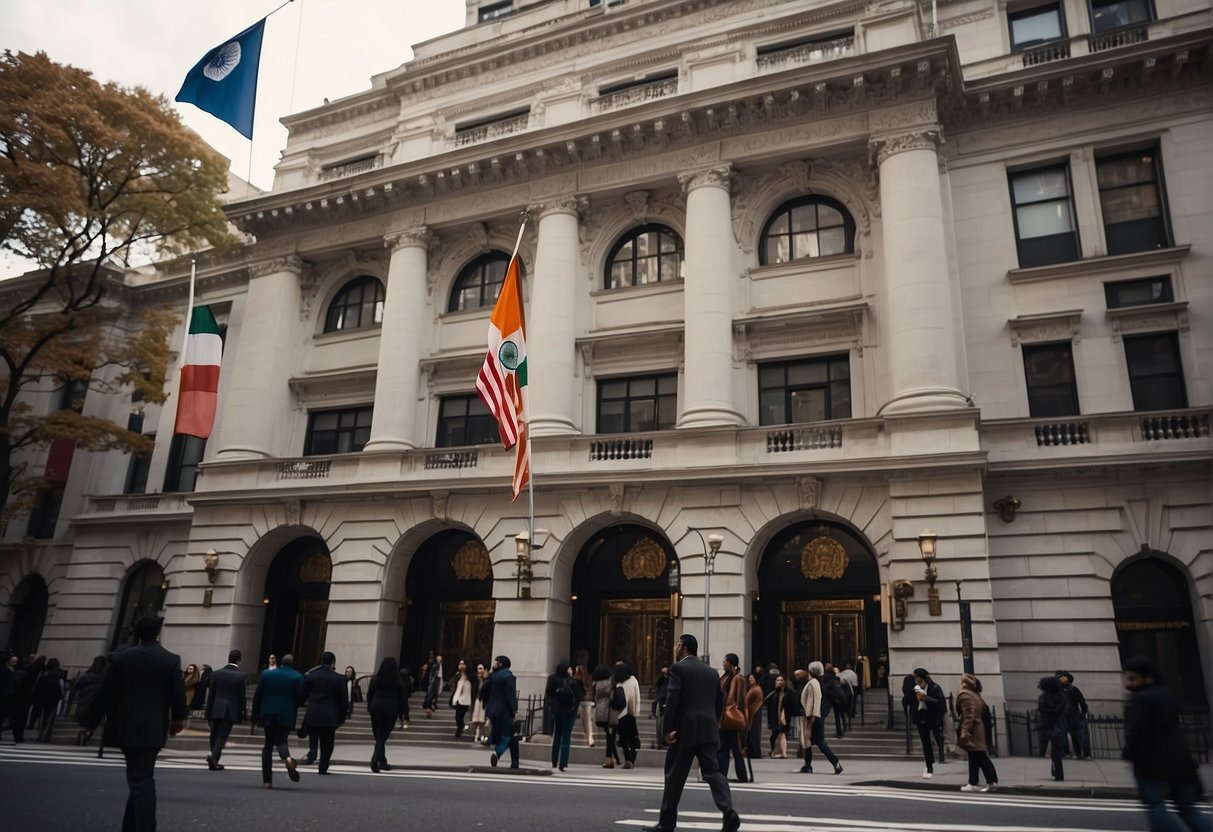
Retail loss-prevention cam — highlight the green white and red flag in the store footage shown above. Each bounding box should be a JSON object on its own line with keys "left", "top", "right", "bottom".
{"left": 174, "top": 305, "right": 223, "bottom": 439}
{"left": 476, "top": 254, "right": 529, "bottom": 500}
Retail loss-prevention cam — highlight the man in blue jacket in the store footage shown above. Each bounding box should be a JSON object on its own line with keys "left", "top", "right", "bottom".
{"left": 484, "top": 654, "right": 518, "bottom": 769}
{"left": 252, "top": 653, "right": 304, "bottom": 788}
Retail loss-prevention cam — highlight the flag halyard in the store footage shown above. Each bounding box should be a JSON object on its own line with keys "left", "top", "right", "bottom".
{"left": 476, "top": 254, "right": 530, "bottom": 500}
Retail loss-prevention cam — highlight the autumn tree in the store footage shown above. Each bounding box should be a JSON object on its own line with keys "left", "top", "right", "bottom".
{"left": 0, "top": 50, "right": 235, "bottom": 521}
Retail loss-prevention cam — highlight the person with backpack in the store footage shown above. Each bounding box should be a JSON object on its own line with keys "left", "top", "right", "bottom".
{"left": 956, "top": 673, "right": 998, "bottom": 792}
{"left": 545, "top": 662, "right": 582, "bottom": 771}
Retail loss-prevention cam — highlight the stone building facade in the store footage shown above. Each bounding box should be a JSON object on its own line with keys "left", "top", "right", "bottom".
{"left": 2, "top": 0, "right": 1210, "bottom": 716}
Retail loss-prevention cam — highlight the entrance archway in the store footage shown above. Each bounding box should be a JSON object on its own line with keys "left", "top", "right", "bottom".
{"left": 259, "top": 536, "right": 331, "bottom": 671}
{"left": 399, "top": 529, "right": 495, "bottom": 681}
{"left": 753, "top": 520, "right": 884, "bottom": 680}
{"left": 571, "top": 524, "right": 677, "bottom": 686}
{"left": 7, "top": 574, "right": 49, "bottom": 657}
{"left": 111, "top": 561, "right": 166, "bottom": 650}
{"left": 1112, "top": 555, "right": 1208, "bottom": 711}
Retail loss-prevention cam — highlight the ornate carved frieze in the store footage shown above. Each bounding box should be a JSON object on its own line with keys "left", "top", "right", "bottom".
{"left": 868, "top": 100, "right": 939, "bottom": 134}
{"left": 1008, "top": 310, "right": 1083, "bottom": 347}
{"left": 249, "top": 256, "right": 305, "bottom": 279}
{"left": 1107, "top": 302, "right": 1189, "bottom": 343}
{"left": 528, "top": 195, "right": 586, "bottom": 222}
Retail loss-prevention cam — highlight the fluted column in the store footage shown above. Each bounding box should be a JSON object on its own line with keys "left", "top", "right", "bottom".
{"left": 678, "top": 165, "right": 743, "bottom": 428}
{"left": 871, "top": 128, "right": 969, "bottom": 415}
{"left": 215, "top": 257, "right": 303, "bottom": 460}
{"left": 525, "top": 198, "right": 580, "bottom": 436}
{"left": 365, "top": 228, "right": 433, "bottom": 451}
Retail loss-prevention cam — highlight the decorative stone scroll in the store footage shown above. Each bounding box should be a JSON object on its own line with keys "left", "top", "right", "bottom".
{"left": 621, "top": 537, "right": 667, "bottom": 581}
{"left": 801, "top": 536, "right": 848, "bottom": 580}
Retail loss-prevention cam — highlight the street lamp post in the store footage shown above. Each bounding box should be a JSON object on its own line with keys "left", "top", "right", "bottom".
{"left": 688, "top": 527, "right": 723, "bottom": 665}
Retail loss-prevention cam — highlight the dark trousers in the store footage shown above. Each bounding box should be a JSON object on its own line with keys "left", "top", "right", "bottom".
{"left": 746, "top": 715, "right": 763, "bottom": 759}
{"left": 716, "top": 729, "right": 747, "bottom": 780}
{"left": 121, "top": 746, "right": 159, "bottom": 832}
{"left": 308, "top": 726, "right": 336, "bottom": 771}
{"left": 833, "top": 703, "right": 848, "bottom": 737}
{"left": 36, "top": 708, "right": 57, "bottom": 742}
{"left": 967, "top": 750, "right": 998, "bottom": 786}
{"left": 917, "top": 721, "right": 946, "bottom": 770}
{"left": 598, "top": 720, "right": 618, "bottom": 761}
{"left": 260, "top": 723, "right": 291, "bottom": 784}
{"left": 454, "top": 704, "right": 469, "bottom": 737}
{"left": 659, "top": 740, "right": 734, "bottom": 830}
{"left": 618, "top": 714, "right": 640, "bottom": 764}
{"left": 1136, "top": 778, "right": 1212, "bottom": 832}
{"left": 370, "top": 712, "right": 395, "bottom": 767}
{"left": 489, "top": 716, "right": 518, "bottom": 767}
{"left": 551, "top": 710, "right": 576, "bottom": 768}
{"left": 208, "top": 719, "right": 234, "bottom": 763}
{"left": 803, "top": 717, "right": 840, "bottom": 770}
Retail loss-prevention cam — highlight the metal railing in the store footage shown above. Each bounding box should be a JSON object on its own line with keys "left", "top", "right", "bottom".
{"left": 319, "top": 157, "right": 381, "bottom": 181}
{"left": 1004, "top": 710, "right": 1211, "bottom": 762}
{"left": 590, "top": 77, "right": 678, "bottom": 113}
{"left": 452, "top": 113, "right": 529, "bottom": 148}
{"left": 1021, "top": 40, "right": 1071, "bottom": 66}
{"left": 1088, "top": 24, "right": 1149, "bottom": 53}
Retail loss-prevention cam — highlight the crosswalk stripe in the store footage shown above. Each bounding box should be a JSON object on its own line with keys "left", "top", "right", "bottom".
{"left": 620, "top": 809, "right": 1138, "bottom": 832}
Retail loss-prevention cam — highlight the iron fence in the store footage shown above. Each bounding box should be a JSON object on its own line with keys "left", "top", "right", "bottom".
{"left": 1004, "top": 710, "right": 1211, "bottom": 763}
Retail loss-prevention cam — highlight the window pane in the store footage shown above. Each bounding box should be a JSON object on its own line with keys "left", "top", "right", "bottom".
{"left": 789, "top": 389, "right": 826, "bottom": 423}
{"left": 759, "top": 366, "right": 786, "bottom": 389}
{"left": 792, "top": 232, "right": 818, "bottom": 259}
{"left": 659, "top": 233, "right": 679, "bottom": 253}
{"left": 818, "top": 227, "right": 847, "bottom": 256}
{"left": 629, "top": 377, "right": 655, "bottom": 397}
{"left": 829, "top": 381, "right": 852, "bottom": 419}
{"left": 1105, "top": 278, "right": 1171, "bottom": 308}
{"left": 629, "top": 399, "right": 656, "bottom": 431}
{"left": 1091, "top": 0, "right": 1151, "bottom": 33}
{"left": 759, "top": 390, "right": 786, "bottom": 426}
{"left": 601, "top": 380, "right": 627, "bottom": 399}
{"left": 659, "top": 254, "right": 680, "bottom": 280}
{"left": 313, "top": 413, "right": 339, "bottom": 431}
{"left": 1101, "top": 184, "right": 1160, "bottom": 224}
{"left": 767, "top": 237, "right": 790, "bottom": 265}
{"left": 636, "top": 257, "right": 659, "bottom": 285}
{"left": 352, "top": 426, "right": 371, "bottom": 450}
{"left": 818, "top": 205, "right": 844, "bottom": 228}
{"left": 768, "top": 213, "right": 789, "bottom": 235}
{"left": 658, "top": 375, "right": 677, "bottom": 394}
{"left": 1024, "top": 344, "right": 1075, "bottom": 385}
{"left": 1017, "top": 201, "right": 1075, "bottom": 238}
{"left": 1012, "top": 169, "right": 1069, "bottom": 204}
{"left": 1010, "top": 6, "right": 1063, "bottom": 47}
{"left": 790, "top": 206, "right": 818, "bottom": 233}
{"left": 788, "top": 361, "right": 828, "bottom": 385}
{"left": 1097, "top": 154, "right": 1155, "bottom": 189}
{"left": 609, "top": 262, "right": 630, "bottom": 289}
{"left": 599, "top": 400, "right": 625, "bottom": 433}
{"left": 657, "top": 393, "right": 678, "bottom": 429}
{"left": 1129, "top": 377, "right": 1187, "bottom": 411}
{"left": 1125, "top": 336, "right": 1180, "bottom": 375}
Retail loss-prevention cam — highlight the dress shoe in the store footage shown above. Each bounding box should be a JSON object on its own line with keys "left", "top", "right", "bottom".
{"left": 833, "top": 764, "right": 844, "bottom": 775}
{"left": 722, "top": 811, "right": 741, "bottom": 832}
{"left": 303, "top": 755, "right": 315, "bottom": 765}
{"left": 799, "top": 764, "right": 813, "bottom": 773}
{"left": 622, "top": 761, "right": 633, "bottom": 770}
{"left": 207, "top": 757, "right": 224, "bottom": 771}
{"left": 285, "top": 757, "right": 300, "bottom": 782}
{"left": 381, "top": 763, "right": 393, "bottom": 771}
{"left": 371, "top": 758, "right": 380, "bottom": 773}
{"left": 262, "top": 783, "right": 272, "bottom": 789}
{"left": 318, "top": 769, "right": 330, "bottom": 775}
{"left": 490, "top": 753, "right": 498, "bottom": 767}
{"left": 640, "top": 826, "right": 671, "bottom": 832}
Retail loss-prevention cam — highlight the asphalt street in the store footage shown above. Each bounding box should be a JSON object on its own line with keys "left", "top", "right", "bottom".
{"left": 0, "top": 744, "right": 1176, "bottom": 832}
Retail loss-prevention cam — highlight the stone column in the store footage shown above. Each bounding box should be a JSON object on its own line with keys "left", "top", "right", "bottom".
{"left": 871, "top": 127, "right": 969, "bottom": 415}
{"left": 678, "top": 166, "right": 744, "bottom": 428}
{"left": 215, "top": 257, "right": 303, "bottom": 460}
{"left": 365, "top": 228, "right": 433, "bottom": 451}
{"left": 525, "top": 198, "right": 581, "bottom": 436}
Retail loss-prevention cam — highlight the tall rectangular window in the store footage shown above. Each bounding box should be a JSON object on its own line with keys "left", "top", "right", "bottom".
{"left": 163, "top": 434, "right": 205, "bottom": 493}
{"left": 1124, "top": 333, "right": 1186, "bottom": 411}
{"left": 437, "top": 395, "right": 500, "bottom": 447}
{"left": 1089, "top": 0, "right": 1153, "bottom": 33}
{"left": 26, "top": 483, "right": 65, "bottom": 540}
{"left": 1022, "top": 342, "right": 1080, "bottom": 417}
{"left": 1008, "top": 3, "right": 1065, "bottom": 51}
{"left": 597, "top": 374, "right": 677, "bottom": 433}
{"left": 758, "top": 355, "right": 851, "bottom": 426}
{"left": 124, "top": 433, "right": 154, "bottom": 495}
{"left": 1009, "top": 164, "right": 1080, "bottom": 267}
{"left": 1104, "top": 276, "right": 1172, "bottom": 308}
{"left": 304, "top": 406, "right": 373, "bottom": 455}
{"left": 1097, "top": 147, "right": 1169, "bottom": 255}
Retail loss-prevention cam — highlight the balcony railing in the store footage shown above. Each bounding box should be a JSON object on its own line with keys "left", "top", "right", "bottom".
{"left": 1021, "top": 40, "right": 1071, "bottom": 66}
{"left": 276, "top": 459, "right": 330, "bottom": 480}
{"left": 424, "top": 450, "right": 479, "bottom": 469}
{"left": 590, "top": 77, "right": 678, "bottom": 113}
{"left": 766, "top": 424, "right": 844, "bottom": 452}
{"left": 756, "top": 34, "right": 855, "bottom": 71}
{"left": 1034, "top": 421, "right": 1090, "bottom": 447}
{"left": 590, "top": 437, "right": 653, "bottom": 461}
{"left": 452, "top": 113, "right": 529, "bottom": 148}
{"left": 1089, "top": 24, "right": 1149, "bottom": 53}
{"left": 1139, "top": 413, "right": 1210, "bottom": 441}
{"left": 82, "top": 494, "right": 192, "bottom": 516}
{"left": 318, "top": 157, "right": 381, "bottom": 181}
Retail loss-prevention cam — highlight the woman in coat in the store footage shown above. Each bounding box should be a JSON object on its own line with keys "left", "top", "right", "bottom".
{"left": 73, "top": 656, "right": 106, "bottom": 747}
{"left": 956, "top": 673, "right": 998, "bottom": 792}
{"left": 767, "top": 673, "right": 795, "bottom": 759}
{"left": 574, "top": 664, "right": 596, "bottom": 748}
{"left": 343, "top": 666, "right": 362, "bottom": 717}
{"left": 591, "top": 664, "right": 618, "bottom": 768}
{"left": 744, "top": 672, "right": 765, "bottom": 760}
{"left": 450, "top": 659, "right": 472, "bottom": 739}
{"left": 28, "top": 658, "right": 63, "bottom": 742}
{"left": 615, "top": 663, "right": 642, "bottom": 769}
{"left": 1037, "top": 675, "right": 1069, "bottom": 781}
{"left": 183, "top": 664, "right": 200, "bottom": 710}
{"left": 471, "top": 661, "right": 489, "bottom": 745}
{"left": 545, "top": 662, "right": 582, "bottom": 771}
{"left": 366, "top": 657, "right": 406, "bottom": 772}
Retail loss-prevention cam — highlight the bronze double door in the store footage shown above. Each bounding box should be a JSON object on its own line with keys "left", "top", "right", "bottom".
{"left": 436, "top": 600, "right": 497, "bottom": 665}
{"left": 783, "top": 598, "right": 866, "bottom": 673}
{"left": 599, "top": 598, "right": 674, "bottom": 686}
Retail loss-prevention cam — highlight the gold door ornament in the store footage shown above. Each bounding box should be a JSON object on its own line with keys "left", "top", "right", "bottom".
{"left": 451, "top": 540, "right": 492, "bottom": 581}
{"left": 801, "top": 536, "right": 849, "bottom": 580}
{"left": 621, "top": 537, "right": 667, "bottom": 581}
{"left": 299, "top": 551, "right": 332, "bottom": 583}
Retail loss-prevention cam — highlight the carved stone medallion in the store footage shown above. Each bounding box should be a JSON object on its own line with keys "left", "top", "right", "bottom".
{"left": 801, "top": 536, "right": 848, "bottom": 580}
{"left": 451, "top": 540, "right": 492, "bottom": 582}
{"left": 622, "top": 537, "right": 667, "bottom": 581}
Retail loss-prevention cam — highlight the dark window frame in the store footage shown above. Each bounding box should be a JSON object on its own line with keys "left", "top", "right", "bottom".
{"left": 756, "top": 29, "right": 856, "bottom": 57}
{"left": 26, "top": 482, "right": 65, "bottom": 540}
{"left": 163, "top": 434, "right": 206, "bottom": 493}
{"left": 1008, "top": 163, "right": 1081, "bottom": 267}
{"left": 596, "top": 373, "right": 678, "bottom": 434}
{"left": 324, "top": 275, "right": 385, "bottom": 333}
{"left": 1124, "top": 332, "right": 1187, "bottom": 412}
{"left": 436, "top": 394, "right": 501, "bottom": 448}
{"left": 478, "top": 1, "right": 514, "bottom": 22}
{"left": 124, "top": 432, "right": 155, "bottom": 495}
{"left": 1007, "top": 2, "right": 1067, "bottom": 51}
{"left": 448, "top": 252, "right": 517, "bottom": 313}
{"left": 604, "top": 224, "right": 684, "bottom": 290}
{"left": 758, "top": 196, "right": 856, "bottom": 266}
{"left": 304, "top": 405, "right": 374, "bottom": 456}
{"left": 1022, "top": 341, "right": 1081, "bottom": 418}
{"left": 1104, "top": 276, "right": 1173, "bottom": 309}
{"left": 757, "top": 354, "right": 852, "bottom": 426}
{"left": 1088, "top": 0, "right": 1154, "bottom": 34}
{"left": 1096, "top": 145, "right": 1171, "bottom": 255}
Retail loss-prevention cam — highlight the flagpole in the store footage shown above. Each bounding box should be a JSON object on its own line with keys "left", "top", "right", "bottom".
{"left": 178, "top": 259, "right": 197, "bottom": 371}
{"left": 507, "top": 212, "right": 536, "bottom": 549}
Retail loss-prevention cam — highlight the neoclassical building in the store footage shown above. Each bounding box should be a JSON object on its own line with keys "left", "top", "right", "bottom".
{"left": 2, "top": 0, "right": 1210, "bottom": 715}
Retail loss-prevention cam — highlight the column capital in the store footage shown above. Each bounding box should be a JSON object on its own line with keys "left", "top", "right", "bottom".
{"left": 526, "top": 195, "right": 586, "bottom": 222}
{"left": 248, "top": 255, "right": 305, "bottom": 279}
{"left": 678, "top": 164, "right": 733, "bottom": 194}
{"left": 384, "top": 226, "right": 435, "bottom": 254}
{"left": 868, "top": 127, "right": 943, "bottom": 167}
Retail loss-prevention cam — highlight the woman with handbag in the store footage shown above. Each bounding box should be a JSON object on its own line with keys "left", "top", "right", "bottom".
{"left": 613, "top": 663, "right": 641, "bottom": 769}
{"left": 717, "top": 653, "right": 749, "bottom": 782}
{"left": 592, "top": 664, "right": 619, "bottom": 768}
{"left": 957, "top": 673, "right": 998, "bottom": 792}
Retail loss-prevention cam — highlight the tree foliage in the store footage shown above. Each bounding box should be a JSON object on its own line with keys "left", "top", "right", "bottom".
{"left": 0, "top": 51, "right": 236, "bottom": 520}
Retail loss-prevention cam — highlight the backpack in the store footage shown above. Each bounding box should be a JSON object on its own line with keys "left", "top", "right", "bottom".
{"left": 610, "top": 684, "right": 626, "bottom": 712}
{"left": 555, "top": 677, "right": 577, "bottom": 712}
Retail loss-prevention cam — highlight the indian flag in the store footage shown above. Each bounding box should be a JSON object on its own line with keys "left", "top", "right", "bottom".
{"left": 174, "top": 305, "right": 223, "bottom": 439}
{"left": 476, "top": 254, "right": 529, "bottom": 500}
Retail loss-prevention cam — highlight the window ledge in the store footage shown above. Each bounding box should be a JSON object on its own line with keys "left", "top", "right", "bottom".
{"left": 313, "top": 323, "right": 382, "bottom": 344}
{"left": 591, "top": 279, "right": 684, "bottom": 300}
{"left": 288, "top": 366, "right": 377, "bottom": 400}
{"left": 1006, "top": 245, "right": 1191, "bottom": 284}
{"left": 1007, "top": 309, "right": 1083, "bottom": 346}
{"left": 1107, "top": 301, "right": 1190, "bottom": 342}
{"left": 746, "top": 253, "right": 859, "bottom": 281}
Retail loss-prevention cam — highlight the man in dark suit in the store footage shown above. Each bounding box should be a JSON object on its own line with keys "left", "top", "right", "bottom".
{"left": 204, "top": 649, "right": 246, "bottom": 771}
{"left": 300, "top": 651, "right": 348, "bottom": 774}
{"left": 484, "top": 654, "right": 518, "bottom": 769}
{"left": 644, "top": 634, "right": 740, "bottom": 832}
{"left": 85, "top": 616, "right": 188, "bottom": 832}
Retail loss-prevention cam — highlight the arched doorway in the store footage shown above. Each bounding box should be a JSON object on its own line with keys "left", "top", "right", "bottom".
{"left": 1112, "top": 555, "right": 1208, "bottom": 711}
{"left": 399, "top": 529, "right": 495, "bottom": 681}
{"left": 753, "top": 520, "right": 885, "bottom": 679}
{"left": 571, "top": 524, "right": 677, "bottom": 685}
{"left": 111, "top": 561, "right": 166, "bottom": 650}
{"left": 259, "top": 536, "right": 331, "bottom": 671}
{"left": 7, "top": 574, "right": 49, "bottom": 657}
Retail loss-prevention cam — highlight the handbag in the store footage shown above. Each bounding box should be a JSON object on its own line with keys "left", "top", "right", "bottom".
{"left": 722, "top": 701, "right": 748, "bottom": 732}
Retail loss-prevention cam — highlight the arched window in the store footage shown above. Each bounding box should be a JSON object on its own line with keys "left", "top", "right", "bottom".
{"left": 759, "top": 196, "right": 856, "bottom": 266}
{"left": 448, "top": 252, "right": 516, "bottom": 313}
{"left": 604, "top": 224, "right": 684, "bottom": 290}
{"left": 324, "top": 276, "right": 384, "bottom": 333}
{"left": 111, "top": 561, "right": 166, "bottom": 650}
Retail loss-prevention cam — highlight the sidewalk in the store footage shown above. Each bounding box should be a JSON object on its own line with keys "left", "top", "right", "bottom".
{"left": 179, "top": 735, "right": 1198, "bottom": 801}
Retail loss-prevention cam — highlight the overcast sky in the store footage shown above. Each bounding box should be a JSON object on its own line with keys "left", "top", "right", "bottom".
{"left": 6, "top": 0, "right": 468, "bottom": 175}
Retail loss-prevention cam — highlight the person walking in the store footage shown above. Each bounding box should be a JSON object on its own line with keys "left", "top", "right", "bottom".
{"left": 397, "top": 664, "right": 412, "bottom": 728}
{"left": 912, "top": 668, "right": 947, "bottom": 778}
{"left": 450, "top": 659, "right": 472, "bottom": 739}
{"left": 592, "top": 663, "right": 619, "bottom": 768}
{"left": 251, "top": 653, "right": 304, "bottom": 789}
{"left": 956, "top": 673, "right": 998, "bottom": 793}
{"left": 546, "top": 661, "right": 581, "bottom": 771}
{"left": 300, "top": 651, "right": 347, "bottom": 774}
{"left": 366, "top": 657, "right": 406, "bottom": 772}
{"left": 423, "top": 653, "right": 443, "bottom": 718}
{"left": 204, "top": 650, "right": 245, "bottom": 771}
{"left": 768, "top": 673, "right": 795, "bottom": 759}
{"left": 1057, "top": 670, "right": 1091, "bottom": 759}
{"left": 485, "top": 654, "right": 519, "bottom": 769}
{"left": 1121, "top": 655, "right": 1211, "bottom": 832}
{"left": 616, "top": 663, "right": 642, "bottom": 770}
{"left": 574, "top": 663, "right": 596, "bottom": 748}
{"left": 471, "top": 661, "right": 490, "bottom": 745}
{"left": 799, "top": 661, "right": 844, "bottom": 775}
{"left": 716, "top": 653, "right": 748, "bottom": 782}
{"left": 30, "top": 657, "right": 63, "bottom": 742}
{"left": 744, "top": 671, "right": 764, "bottom": 760}
{"left": 641, "top": 634, "right": 740, "bottom": 832}
{"left": 182, "top": 664, "right": 200, "bottom": 718}
{"left": 190, "top": 665, "right": 211, "bottom": 714}
{"left": 83, "top": 615, "right": 188, "bottom": 832}
{"left": 73, "top": 656, "right": 107, "bottom": 747}
{"left": 1037, "top": 675, "right": 1069, "bottom": 781}
{"left": 343, "top": 666, "right": 361, "bottom": 718}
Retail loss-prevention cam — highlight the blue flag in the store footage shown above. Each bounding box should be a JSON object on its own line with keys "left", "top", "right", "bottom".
{"left": 175, "top": 18, "right": 265, "bottom": 139}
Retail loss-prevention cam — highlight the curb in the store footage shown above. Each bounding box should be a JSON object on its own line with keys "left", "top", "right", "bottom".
{"left": 855, "top": 779, "right": 1137, "bottom": 800}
